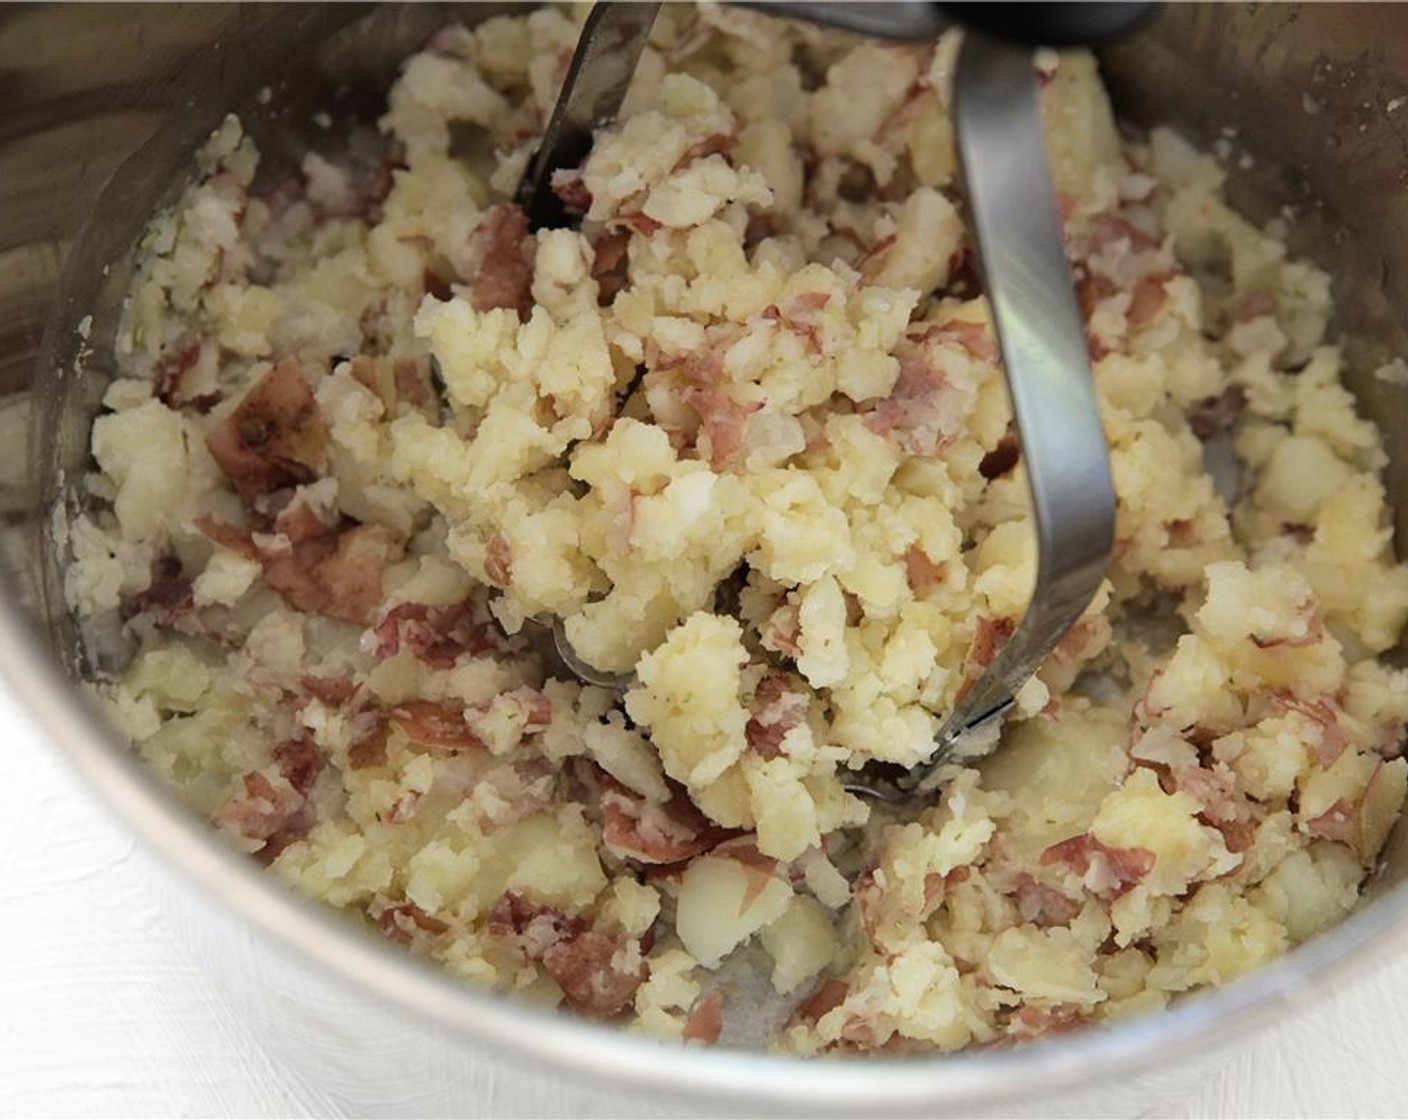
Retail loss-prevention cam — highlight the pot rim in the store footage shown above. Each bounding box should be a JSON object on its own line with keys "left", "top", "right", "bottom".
{"left": 17, "top": 2, "right": 1408, "bottom": 1107}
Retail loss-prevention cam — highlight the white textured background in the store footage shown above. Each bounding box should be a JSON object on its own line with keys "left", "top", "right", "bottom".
{"left": 6, "top": 672, "right": 1408, "bottom": 1119}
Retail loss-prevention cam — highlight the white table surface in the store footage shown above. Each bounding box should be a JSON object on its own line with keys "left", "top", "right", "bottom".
{"left": 6, "top": 672, "right": 1408, "bottom": 1120}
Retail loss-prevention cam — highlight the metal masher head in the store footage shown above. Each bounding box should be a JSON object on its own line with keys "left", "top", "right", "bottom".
{"left": 512, "top": 3, "right": 1149, "bottom": 800}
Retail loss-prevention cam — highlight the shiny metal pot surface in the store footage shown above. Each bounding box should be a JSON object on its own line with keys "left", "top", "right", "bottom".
{"left": 5, "top": 3, "right": 1408, "bottom": 1113}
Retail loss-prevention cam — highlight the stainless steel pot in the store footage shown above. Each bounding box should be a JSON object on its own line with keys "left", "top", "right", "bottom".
{"left": 6, "top": 3, "right": 1408, "bottom": 1113}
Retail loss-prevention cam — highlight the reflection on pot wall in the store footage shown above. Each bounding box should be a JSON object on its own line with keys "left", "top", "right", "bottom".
{"left": 1104, "top": 3, "right": 1408, "bottom": 572}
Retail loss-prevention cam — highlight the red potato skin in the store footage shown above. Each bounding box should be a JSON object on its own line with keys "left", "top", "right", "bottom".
{"left": 205, "top": 358, "right": 328, "bottom": 506}
{"left": 469, "top": 204, "right": 535, "bottom": 319}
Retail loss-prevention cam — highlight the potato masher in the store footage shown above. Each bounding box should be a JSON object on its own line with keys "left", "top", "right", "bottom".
{"left": 515, "top": 2, "right": 1147, "bottom": 799}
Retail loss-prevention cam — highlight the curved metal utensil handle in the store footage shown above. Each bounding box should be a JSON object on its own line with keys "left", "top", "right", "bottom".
{"left": 515, "top": 1, "right": 662, "bottom": 231}
{"left": 738, "top": 2, "right": 1155, "bottom": 45}
{"left": 926, "top": 31, "right": 1116, "bottom": 777}
{"left": 941, "top": 3, "right": 1155, "bottom": 46}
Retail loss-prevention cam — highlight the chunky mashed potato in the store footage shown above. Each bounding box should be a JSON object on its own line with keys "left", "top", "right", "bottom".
{"left": 70, "top": 5, "right": 1408, "bottom": 1051}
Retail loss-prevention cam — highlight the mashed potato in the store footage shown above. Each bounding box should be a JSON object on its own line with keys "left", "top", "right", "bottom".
{"left": 71, "top": 4, "right": 1408, "bottom": 1052}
